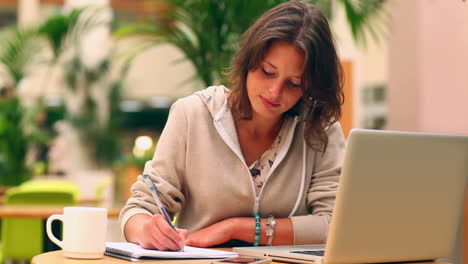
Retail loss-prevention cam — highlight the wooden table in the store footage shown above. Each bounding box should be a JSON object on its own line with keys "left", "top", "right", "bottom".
{"left": 32, "top": 250, "right": 227, "bottom": 264}
{"left": 32, "top": 250, "right": 449, "bottom": 264}
{"left": 0, "top": 197, "right": 105, "bottom": 206}
{"left": 0, "top": 205, "right": 120, "bottom": 219}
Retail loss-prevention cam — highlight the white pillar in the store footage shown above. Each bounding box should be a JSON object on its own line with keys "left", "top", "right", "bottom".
{"left": 387, "top": 0, "right": 468, "bottom": 134}
{"left": 63, "top": 0, "right": 113, "bottom": 128}
{"left": 388, "top": 2, "right": 468, "bottom": 262}
{"left": 64, "top": 0, "right": 112, "bottom": 69}
{"left": 18, "top": 0, "right": 40, "bottom": 27}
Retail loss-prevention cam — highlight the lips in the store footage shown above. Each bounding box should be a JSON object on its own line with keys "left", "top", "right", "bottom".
{"left": 260, "top": 96, "right": 280, "bottom": 108}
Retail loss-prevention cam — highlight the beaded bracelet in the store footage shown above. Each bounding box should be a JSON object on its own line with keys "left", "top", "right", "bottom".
{"left": 254, "top": 213, "right": 261, "bottom": 246}
{"left": 266, "top": 215, "right": 277, "bottom": 246}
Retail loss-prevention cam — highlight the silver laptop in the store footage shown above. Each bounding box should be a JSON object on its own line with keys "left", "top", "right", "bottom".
{"left": 234, "top": 129, "right": 468, "bottom": 264}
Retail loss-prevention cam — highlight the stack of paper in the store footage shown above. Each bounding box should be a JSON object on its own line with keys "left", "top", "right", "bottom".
{"left": 105, "top": 242, "right": 238, "bottom": 261}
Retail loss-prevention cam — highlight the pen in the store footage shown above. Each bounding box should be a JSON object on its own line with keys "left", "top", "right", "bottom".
{"left": 141, "top": 174, "right": 176, "bottom": 231}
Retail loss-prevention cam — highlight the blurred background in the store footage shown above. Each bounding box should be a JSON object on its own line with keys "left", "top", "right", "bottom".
{"left": 0, "top": 0, "right": 466, "bottom": 262}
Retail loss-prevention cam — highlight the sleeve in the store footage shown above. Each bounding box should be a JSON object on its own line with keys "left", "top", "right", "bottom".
{"left": 119, "top": 100, "right": 188, "bottom": 237}
{"left": 291, "top": 122, "right": 345, "bottom": 244}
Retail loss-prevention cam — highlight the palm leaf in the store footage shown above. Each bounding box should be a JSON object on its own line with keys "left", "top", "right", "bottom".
{"left": 0, "top": 27, "right": 43, "bottom": 86}
{"left": 38, "top": 8, "right": 85, "bottom": 60}
{"left": 39, "top": 7, "right": 110, "bottom": 63}
{"left": 0, "top": 97, "right": 30, "bottom": 186}
{"left": 338, "top": 0, "right": 388, "bottom": 45}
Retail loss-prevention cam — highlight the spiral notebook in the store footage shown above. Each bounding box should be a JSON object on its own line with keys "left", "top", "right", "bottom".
{"left": 105, "top": 242, "right": 238, "bottom": 261}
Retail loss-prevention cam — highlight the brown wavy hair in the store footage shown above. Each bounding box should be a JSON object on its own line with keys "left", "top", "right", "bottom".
{"left": 227, "top": 0, "right": 344, "bottom": 153}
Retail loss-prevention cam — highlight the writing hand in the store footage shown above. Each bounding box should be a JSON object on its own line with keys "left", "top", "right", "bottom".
{"left": 137, "top": 214, "right": 189, "bottom": 251}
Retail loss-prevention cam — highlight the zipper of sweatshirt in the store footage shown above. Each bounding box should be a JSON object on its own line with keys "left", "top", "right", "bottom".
{"left": 244, "top": 118, "right": 298, "bottom": 215}
{"left": 254, "top": 196, "right": 260, "bottom": 214}
{"left": 239, "top": 159, "right": 264, "bottom": 215}
{"left": 253, "top": 181, "right": 266, "bottom": 215}
{"left": 252, "top": 117, "right": 298, "bottom": 215}
{"left": 246, "top": 164, "right": 261, "bottom": 215}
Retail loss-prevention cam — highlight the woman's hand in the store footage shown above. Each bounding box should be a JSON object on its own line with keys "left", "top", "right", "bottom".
{"left": 126, "top": 214, "right": 189, "bottom": 251}
{"left": 185, "top": 218, "right": 237, "bottom": 248}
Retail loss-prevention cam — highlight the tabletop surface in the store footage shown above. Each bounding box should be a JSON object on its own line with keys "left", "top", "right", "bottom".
{"left": 33, "top": 249, "right": 237, "bottom": 264}
{"left": 0, "top": 205, "right": 120, "bottom": 219}
{"left": 0, "top": 197, "right": 104, "bottom": 206}
{"left": 32, "top": 250, "right": 449, "bottom": 264}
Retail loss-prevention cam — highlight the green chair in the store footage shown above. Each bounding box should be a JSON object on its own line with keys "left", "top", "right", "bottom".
{"left": 0, "top": 180, "right": 79, "bottom": 263}
{"left": 94, "top": 177, "right": 112, "bottom": 207}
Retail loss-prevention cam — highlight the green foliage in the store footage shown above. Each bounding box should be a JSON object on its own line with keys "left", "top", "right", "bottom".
{"left": 0, "top": 27, "right": 43, "bottom": 85}
{"left": 39, "top": 8, "right": 108, "bottom": 62}
{"left": 118, "top": 0, "right": 286, "bottom": 86}
{"left": 117, "top": 0, "right": 387, "bottom": 88}
{"left": 338, "top": 0, "right": 389, "bottom": 46}
{"left": 39, "top": 7, "right": 127, "bottom": 169}
{"left": 0, "top": 6, "right": 128, "bottom": 184}
{"left": 0, "top": 10, "right": 97, "bottom": 185}
{"left": 0, "top": 97, "right": 30, "bottom": 186}
{"left": 39, "top": 13, "right": 77, "bottom": 59}
{"left": 63, "top": 55, "right": 126, "bottom": 168}
{"left": 0, "top": 28, "right": 48, "bottom": 186}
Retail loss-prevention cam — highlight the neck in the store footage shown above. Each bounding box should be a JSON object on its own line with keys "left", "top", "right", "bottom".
{"left": 239, "top": 114, "right": 284, "bottom": 139}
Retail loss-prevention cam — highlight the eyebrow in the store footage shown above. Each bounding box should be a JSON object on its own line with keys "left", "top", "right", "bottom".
{"left": 265, "top": 61, "right": 302, "bottom": 80}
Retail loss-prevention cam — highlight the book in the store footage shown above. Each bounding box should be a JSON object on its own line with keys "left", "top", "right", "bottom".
{"left": 105, "top": 242, "right": 238, "bottom": 261}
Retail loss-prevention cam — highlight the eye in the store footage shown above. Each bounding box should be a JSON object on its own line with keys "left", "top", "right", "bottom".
{"left": 261, "top": 67, "right": 275, "bottom": 77}
{"left": 288, "top": 80, "right": 302, "bottom": 88}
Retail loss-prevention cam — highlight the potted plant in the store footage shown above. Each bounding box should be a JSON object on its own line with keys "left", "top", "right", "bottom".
{"left": 117, "top": 0, "right": 388, "bottom": 87}
{"left": 114, "top": 153, "right": 149, "bottom": 203}
{"left": 38, "top": 7, "right": 129, "bottom": 172}
{"left": 0, "top": 27, "right": 47, "bottom": 186}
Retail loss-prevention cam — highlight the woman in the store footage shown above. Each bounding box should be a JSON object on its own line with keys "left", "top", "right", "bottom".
{"left": 120, "top": 0, "right": 345, "bottom": 251}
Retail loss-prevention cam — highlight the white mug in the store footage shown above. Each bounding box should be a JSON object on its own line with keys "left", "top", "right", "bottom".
{"left": 46, "top": 207, "right": 108, "bottom": 259}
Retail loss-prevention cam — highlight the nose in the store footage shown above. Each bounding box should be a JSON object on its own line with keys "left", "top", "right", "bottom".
{"left": 269, "top": 80, "right": 283, "bottom": 98}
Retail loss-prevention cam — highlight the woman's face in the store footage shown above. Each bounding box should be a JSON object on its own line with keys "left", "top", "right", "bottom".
{"left": 246, "top": 41, "right": 305, "bottom": 122}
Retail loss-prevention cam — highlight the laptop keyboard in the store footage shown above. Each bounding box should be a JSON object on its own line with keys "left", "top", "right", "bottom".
{"left": 290, "top": 250, "right": 325, "bottom": 256}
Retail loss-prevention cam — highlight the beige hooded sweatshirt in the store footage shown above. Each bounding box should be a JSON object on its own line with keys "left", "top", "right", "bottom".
{"left": 120, "top": 86, "right": 345, "bottom": 244}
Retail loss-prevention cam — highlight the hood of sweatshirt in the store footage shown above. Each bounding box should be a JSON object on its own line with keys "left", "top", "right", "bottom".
{"left": 194, "top": 85, "right": 230, "bottom": 119}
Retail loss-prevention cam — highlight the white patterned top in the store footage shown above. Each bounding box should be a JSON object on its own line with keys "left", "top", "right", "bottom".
{"left": 248, "top": 121, "right": 287, "bottom": 195}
